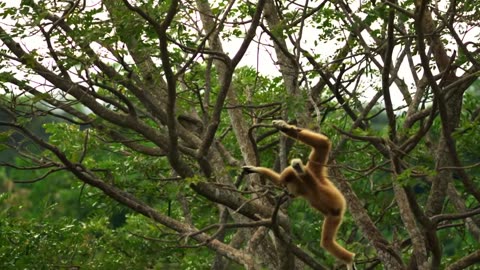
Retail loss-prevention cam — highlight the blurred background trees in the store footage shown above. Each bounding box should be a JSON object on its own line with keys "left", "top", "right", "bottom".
{"left": 0, "top": 0, "right": 479, "bottom": 269}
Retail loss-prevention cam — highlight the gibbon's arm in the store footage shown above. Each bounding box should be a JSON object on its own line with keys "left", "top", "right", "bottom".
{"left": 243, "top": 166, "right": 283, "bottom": 186}
{"left": 244, "top": 165, "right": 308, "bottom": 197}
{"left": 272, "top": 120, "right": 331, "bottom": 180}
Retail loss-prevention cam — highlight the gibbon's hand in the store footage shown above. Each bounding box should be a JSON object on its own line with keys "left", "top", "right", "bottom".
{"left": 242, "top": 166, "right": 257, "bottom": 174}
{"left": 272, "top": 119, "right": 291, "bottom": 131}
{"left": 272, "top": 119, "right": 301, "bottom": 133}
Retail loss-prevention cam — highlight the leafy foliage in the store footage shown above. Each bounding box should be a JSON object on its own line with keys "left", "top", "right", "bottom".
{"left": 1, "top": 0, "right": 480, "bottom": 269}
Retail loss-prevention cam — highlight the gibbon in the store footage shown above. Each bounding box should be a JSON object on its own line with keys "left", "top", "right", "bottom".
{"left": 243, "top": 120, "right": 355, "bottom": 270}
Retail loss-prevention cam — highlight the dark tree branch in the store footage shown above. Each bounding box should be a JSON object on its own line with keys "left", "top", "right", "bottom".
{"left": 414, "top": 1, "right": 480, "bottom": 203}
{"left": 382, "top": 2, "right": 397, "bottom": 142}
{"left": 431, "top": 207, "right": 480, "bottom": 225}
{"left": 446, "top": 250, "right": 480, "bottom": 270}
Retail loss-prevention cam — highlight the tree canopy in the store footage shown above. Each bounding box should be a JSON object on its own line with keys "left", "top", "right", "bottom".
{"left": 0, "top": 0, "right": 479, "bottom": 269}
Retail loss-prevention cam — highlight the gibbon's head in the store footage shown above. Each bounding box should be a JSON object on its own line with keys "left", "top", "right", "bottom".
{"left": 284, "top": 161, "right": 308, "bottom": 197}
{"left": 290, "top": 158, "right": 306, "bottom": 175}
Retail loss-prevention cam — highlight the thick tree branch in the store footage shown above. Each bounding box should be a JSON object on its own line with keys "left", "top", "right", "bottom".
{"left": 446, "top": 250, "right": 480, "bottom": 270}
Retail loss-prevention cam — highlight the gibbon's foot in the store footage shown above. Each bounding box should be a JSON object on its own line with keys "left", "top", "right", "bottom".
{"left": 242, "top": 166, "right": 257, "bottom": 174}
{"left": 272, "top": 120, "right": 299, "bottom": 133}
{"left": 290, "top": 158, "right": 306, "bottom": 175}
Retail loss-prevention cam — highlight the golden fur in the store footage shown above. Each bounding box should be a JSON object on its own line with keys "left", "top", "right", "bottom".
{"left": 243, "top": 120, "right": 355, "bottom": 269}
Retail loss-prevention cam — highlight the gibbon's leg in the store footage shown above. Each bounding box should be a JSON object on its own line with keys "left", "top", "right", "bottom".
{"left": 321, "top": 215, "right": 355, "bottom": 267}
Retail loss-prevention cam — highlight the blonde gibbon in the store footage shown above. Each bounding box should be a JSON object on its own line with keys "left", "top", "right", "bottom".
{"left": 243, "top": 120, "right": 355, "bottom": 270}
